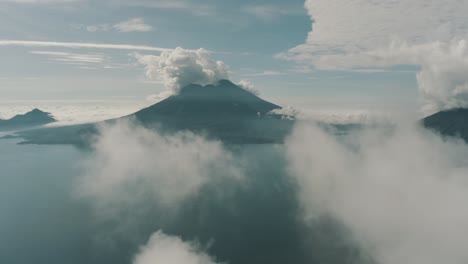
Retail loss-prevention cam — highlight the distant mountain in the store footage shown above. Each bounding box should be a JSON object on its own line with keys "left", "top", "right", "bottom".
{"left": 0, "top": 109, "right": 56, "bottom": 131}
{"left": 423, "top": 108, "right": 468, "bottom": 142}
{"left": 135, "top": 80, "right": 280, "bottom": 119}
{"left": 15, "top": 80, "right": 293, "bottom": 145}
{"left": 130, "top": 80, "right": 290, "bottom": 143}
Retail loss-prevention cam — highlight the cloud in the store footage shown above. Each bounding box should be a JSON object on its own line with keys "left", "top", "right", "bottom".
{"left": 282, "top": 0, "right": 468, "bottom": 61}
{"left": 317, "top": 40, "right": 468, "bottom": 114}
{"left": 133, "top": 231, "right": 220, "bottom": 264}
{"left": 0, "top": 0, "right": 80, "bottom": 3}
{"left": 268, "top": 106, "right": 299, "bottom": 120}
{"left": 286, "top": 120, "right": 468, "bottom": 264}
{"left": 113, "top": 18, "right": 153, "bottom": 32}
{"left": 238, "top": 80, "right": 259, "bottom": 95}
{"left": 30, "top": 50, "right": 108, "bottom": 64}
{"left": 279, "top": 0, "right": 468, "bottom": 114}
{"left": 0, "top": 40, "right": 171, "bottom": 52}
{"left": 244, "top": 70, "right": 287, "bottom": 77}
{"left": 86, "top": 24, "right": 112, "bottom": 32}
{"left": 86, "top": 18, "right": 154, "bottom": 33}
{"left": 136, "top": 47, "right": 229, "bottom": 92}
{"left": 78, "top": 120, "right": 241, "bottom": 212}
{"left": 29, "top": 50, "right": 130, "bottom": 70}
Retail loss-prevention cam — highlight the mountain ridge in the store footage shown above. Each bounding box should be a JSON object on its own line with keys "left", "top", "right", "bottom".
{"left": 423, "top": 108, "right": 468, "bottom": 142}
{"left": 13, "top": 80, "right": 293, "bottom": 145}
{"left": 0, "top": 108, "right": 56, "bottom": 131}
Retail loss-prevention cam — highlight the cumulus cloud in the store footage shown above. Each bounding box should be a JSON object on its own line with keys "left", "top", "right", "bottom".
{"left": 286, "top": 120, "right": 468, "bottom": 264}
{"left": 238, "top": 79, "right": 259, "bottom": 95}
{"left": 282, "top": 0, "right": 468, "bottom": 61}
{"left": 136, "top": 47, "right": 229, "bottom": 92}
{"left": 78, "top": 120, "right": 241, "bottom": 212}
{"left": 133, "top": 231, "right": 220, "bottom": 264}
{"left": 280, "top": 0, "right": 468, "bottom": 114}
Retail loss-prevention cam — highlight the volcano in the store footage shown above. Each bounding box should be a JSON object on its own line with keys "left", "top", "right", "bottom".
{"left": 15, "top": 80, "right": 293, "bottom": 145}
{"left": 0, "top": 109, "right": 56, "bottom": 131}
{"left": 135, "top": 80, "right": 280, "bottom": 119}
{"left": 423, "top": 108, "right": 468, "bottom": 142}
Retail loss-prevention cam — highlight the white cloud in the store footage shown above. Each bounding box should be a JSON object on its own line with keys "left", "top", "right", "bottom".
{"left": 286, "top": 121, "right": 468, "bottom": 264}
{"left": 85, "top": 18, "right": 153, "bottom": 33}
{"left": 78, "top": 120, "right": 242, "bottom": 211}
{"left": 113, "top": 18, "right": 153, "bottom": 32}
{"left": 0, "top": 101, "right": 146, "bottom": 125}
{"left": 0, "top": 40, "right": 171, "bottom": 52}
{"left": 86, "top": 24, "right": 111, "bottom": 32}
{"left": 311, "top": 40, "right": 468, "bottom": 114}
{"left": 280, "top": 0, "right": 468, "bottom": 114}
{"left": 133, "top": 231, "right": 220, "bottom": 264}
{"left": 136, "top": 47, "right": 229, "bottom": 92}
{"left": 238, "top": 79, "right": 259, "bottom": 96}
{"left": 30, "top": 50, "right": 108, "bottom": 64}
{"left": 282, "top": 0, "right": 468, "bottom": 61}
{"left": 244, "top": 70, "right": 287, "bottom": 77}
{"left": 29, "top": 50, "right": 130, "bottom": 70}
{"left": 0, "top": 0, "right": 80, "bottom": 3}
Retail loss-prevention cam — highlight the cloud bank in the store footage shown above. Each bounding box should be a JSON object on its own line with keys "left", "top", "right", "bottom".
{"left": 286, "top": 121, "right": 468, "bottom": 264}
{"left": 136, "top": 47, "right": 229, "bottom": 92}
{"left": 79, "top": 120, "right": 241, "bottom": 213}
{"left": 133, "top": 231, "right": 219, "bottom": 264}
{"left": 280, "top": 0, "right": 468, "bottom": 114}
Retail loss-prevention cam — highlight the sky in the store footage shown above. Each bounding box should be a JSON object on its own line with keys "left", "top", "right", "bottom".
{"left": 0, "top": 0, "right": 467, "bottom": 121}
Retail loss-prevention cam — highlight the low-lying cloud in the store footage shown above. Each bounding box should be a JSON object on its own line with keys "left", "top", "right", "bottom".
{"left": 133, "top": 231, "right": 220, "bottom": 264}
{"left": 136, "top": 47, "right": 229, "bottom": 92}
{"left": 286, "top": 120, "right": 468, "bottom": 264}
{"left": 78, "top": 120, "right": 242, "bottom": 213}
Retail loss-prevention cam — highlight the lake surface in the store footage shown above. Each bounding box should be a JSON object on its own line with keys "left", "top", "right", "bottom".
{"left": 0, "top": 140, "right": 98, "bottom": 264}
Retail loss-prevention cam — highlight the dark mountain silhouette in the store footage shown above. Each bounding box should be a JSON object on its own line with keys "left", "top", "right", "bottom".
{"left": 0, "top": 109, "right": 56, "bottom": 131}
{"left": 423, "top": 108, "right": 468, "bottom": 142}
{"left": 135, "top": 80, "right": 280, "bottom": 119}
{"left": 14, "top": 80, "right": 293, "bottom": 145}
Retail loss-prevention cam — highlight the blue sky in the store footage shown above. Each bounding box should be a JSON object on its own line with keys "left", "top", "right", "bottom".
{"left": 5, "top": 0, "right": 465, "bottom": 117}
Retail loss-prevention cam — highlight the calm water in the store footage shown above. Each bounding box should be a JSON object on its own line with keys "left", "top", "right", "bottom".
{"left": 0, "top": 140, "right": 95, "bottom": 264}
